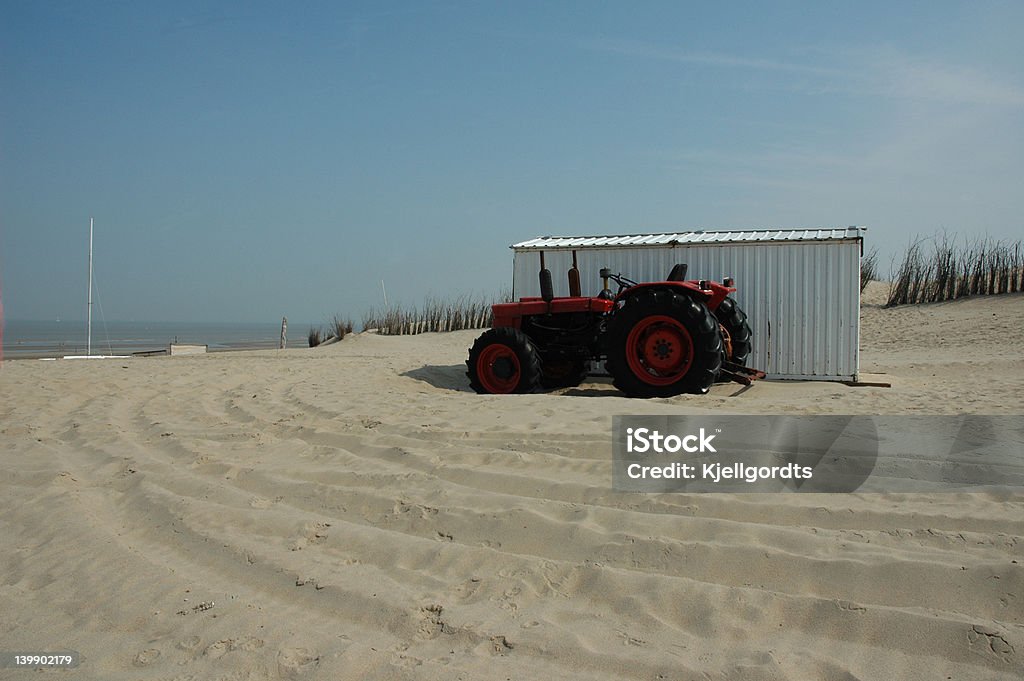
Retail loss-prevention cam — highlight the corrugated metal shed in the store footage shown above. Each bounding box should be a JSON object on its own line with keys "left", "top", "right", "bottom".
{"left": 511, "top": 227, "right": 865, "bottom": 381}
{"left": 513, "top": 227, "right": 863, "bottom": 249}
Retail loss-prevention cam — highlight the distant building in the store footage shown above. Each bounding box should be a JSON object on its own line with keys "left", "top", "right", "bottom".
{"left": 511, "top": 227, "right": 865, "bottom": 381}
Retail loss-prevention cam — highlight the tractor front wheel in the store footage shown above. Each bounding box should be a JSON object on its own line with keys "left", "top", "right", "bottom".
{"left": 606, "top": 290, "right": 723, "bottom": 397}
{"left": 466, "top": 328, "right": 543, "bottom": 394}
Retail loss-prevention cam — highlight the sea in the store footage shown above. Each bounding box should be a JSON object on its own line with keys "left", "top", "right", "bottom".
{"left": 1, "top": 319, "right": 311, "bottom": 359}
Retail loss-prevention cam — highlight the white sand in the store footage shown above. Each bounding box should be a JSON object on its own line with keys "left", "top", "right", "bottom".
{"left": 1, "top": 283, "right": 1021, "bottom": 680}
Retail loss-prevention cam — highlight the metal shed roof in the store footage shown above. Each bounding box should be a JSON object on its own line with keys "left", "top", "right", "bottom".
{"left": 512, "top": 226, "right": 865, "bottom": 249}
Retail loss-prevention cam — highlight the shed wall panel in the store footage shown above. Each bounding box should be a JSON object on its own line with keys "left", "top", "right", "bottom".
{"left": 512, "top": 241, "right": 860, "bottom": 380}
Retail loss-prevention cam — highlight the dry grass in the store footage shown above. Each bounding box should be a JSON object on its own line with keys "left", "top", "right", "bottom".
{"left": 886, "top": 233, "right": 1024, "bottom": 307}
{"left": 362, "top": 292, "right": 509, "bottom": 336}
{"left": 307, "top": 315, "right": 355, "bottom": 347}
{"left": 329, "top": 314, "right": 354, "bottom": 341}
{"left": 861, "top": 247, "right": 878, "bottom": 293}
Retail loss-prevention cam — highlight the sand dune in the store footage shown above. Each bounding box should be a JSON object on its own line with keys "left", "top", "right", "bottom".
{"left": 1, "top": 284, "right": 1022, "bottom": 680}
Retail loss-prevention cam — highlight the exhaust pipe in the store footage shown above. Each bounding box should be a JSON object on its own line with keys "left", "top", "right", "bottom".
{"left": 568, "top": 250, "right": 581, "bottom": 297}
{"left": 539, "top": 251, "right": 554, "bottom": 302}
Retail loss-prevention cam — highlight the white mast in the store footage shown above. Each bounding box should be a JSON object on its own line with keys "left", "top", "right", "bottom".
{"left": 87, "top": 217, "right": 93, "bottom": 356}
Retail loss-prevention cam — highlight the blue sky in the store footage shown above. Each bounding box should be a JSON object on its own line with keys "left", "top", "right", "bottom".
{"left": 2, "top": 1, "right": 1022, "bottom": 323}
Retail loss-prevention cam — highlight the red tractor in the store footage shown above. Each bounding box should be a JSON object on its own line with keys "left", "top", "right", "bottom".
{"left": 467, "top": 252, "right": 760, "bottom": 398}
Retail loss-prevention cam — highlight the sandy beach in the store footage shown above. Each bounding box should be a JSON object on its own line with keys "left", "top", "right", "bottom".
{"left": 1, "top": 283, "right": 1022, "bottom": 680}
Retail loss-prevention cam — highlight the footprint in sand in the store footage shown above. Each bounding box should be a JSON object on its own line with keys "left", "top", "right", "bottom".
{"left": 176, "top": 636, "right": 202, "bottom": 653}
{"left": 204, "top": 637, "right": 265, "bottom": 659}
{"left": 453, "top": 577, "right": 482, "bottom": 600}
{"left": 490, "top": 635, "right": 514, "bottom": 654}
{"left": 204, "top": 639, "right": 233, "bottom": 659}
{"left": 277, "top": 647, "right": 320, "bottom": 678}
{"left": 236, "top": 637, "right": 265, "bottom": 652}
{"left": 132, "top": 648, "right": 161, "bottom": 666}
{"left": 291, "top": 521, "right": 331, "bottom": 550}
{"left": 968, "top": 624, "right": 1014, "bottom": 660}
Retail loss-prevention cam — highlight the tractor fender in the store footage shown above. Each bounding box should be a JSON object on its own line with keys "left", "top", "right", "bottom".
{"left": 616, "top": 281, "right": 732, "bottom": 311}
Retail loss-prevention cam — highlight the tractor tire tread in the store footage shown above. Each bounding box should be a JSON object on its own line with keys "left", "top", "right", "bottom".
{"left": 714, "top": 296, "right": 753, "bottom": 365}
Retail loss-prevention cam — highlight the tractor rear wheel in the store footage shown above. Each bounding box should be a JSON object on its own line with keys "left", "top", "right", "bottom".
{"left": 606, "top": 290, "right": 723, "bottom": 397}
{"left": 466, "top": 328, "right": 542, "bottom": 394}
{"left": 541, "top": 358, "right": 589, "bottom": 389}
{"left": 714, "top": 296, "right": 752, "bottom": 365}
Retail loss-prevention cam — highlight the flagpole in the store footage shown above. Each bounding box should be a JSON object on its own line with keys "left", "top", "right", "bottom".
{"left": 87, "top": 217, "right": 93, "bottom": 356}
